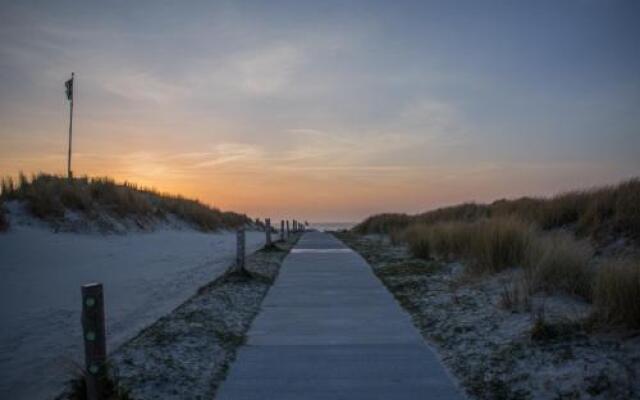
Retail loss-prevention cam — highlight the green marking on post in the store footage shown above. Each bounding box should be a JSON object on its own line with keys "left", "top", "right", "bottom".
{"left": 89, "top": 364, "right": 100, "bottom": 374}
{"left": 85, "top": 297, "right": 95, "bottom": 307}
{"left": 86, "top": 331, "right": 96, "bottom": 341}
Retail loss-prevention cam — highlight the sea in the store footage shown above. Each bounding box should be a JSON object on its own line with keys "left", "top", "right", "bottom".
{"left": 309, "top": 222, "right": 357, "bottom": 232}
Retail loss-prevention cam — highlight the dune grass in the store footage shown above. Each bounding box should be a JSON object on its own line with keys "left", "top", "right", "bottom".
{"left": 405, "top": 217, "right": 595, "bottom": 300}
{"left": 355, "top": 178, "right": 640, "bottom": 243}
{"left": 0, "top": 173, "right": 250, "bottom": 231}
{"left": 406, "top": 217, "right": 535, "bottom": 274}
{"left": 354, "top": 179, "right": 640, "bottom": 327}
{"left": 524, "top": 232, "right": 594, "bottom": 300}
{"left": 384, "top": 214, "right": 640, "bottom": 327}
{"left": 594, "top": 258, "right": 640, "bottom": 329}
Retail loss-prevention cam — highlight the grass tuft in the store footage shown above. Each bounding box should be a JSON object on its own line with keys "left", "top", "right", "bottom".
{"left": 406, "top": 217, "right": 534, "bottom": 275}
{"left": 403, "top": 217, "right": 597, "bottom": 302}
{"left": 524, "top": 232, "right": 593, "bottom": 300}
{"left": 593, "top": 258, "right": 640, "bottom": 329}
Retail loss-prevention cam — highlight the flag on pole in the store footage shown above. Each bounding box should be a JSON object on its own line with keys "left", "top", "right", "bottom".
{"left": 65, "top": 76, "right": 73, "bottom": 101}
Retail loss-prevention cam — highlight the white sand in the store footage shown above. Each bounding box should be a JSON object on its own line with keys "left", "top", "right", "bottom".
{"left": 0, "top": 225, "right": 265, "bottom": 400}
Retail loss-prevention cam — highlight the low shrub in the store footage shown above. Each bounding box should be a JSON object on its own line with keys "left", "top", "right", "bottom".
{"left": 593, "top": 258, "right": 640, "bottom": 329}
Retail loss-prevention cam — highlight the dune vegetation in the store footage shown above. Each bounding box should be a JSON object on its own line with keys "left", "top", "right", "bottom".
{"left": 356, "top": 178, "right": 640, "bottom": 242}
{"left": 354, "top": 178, "right": 640, "bottom": 329}
{"left": 0, "top": 173, "right": 251, "bottom": 232}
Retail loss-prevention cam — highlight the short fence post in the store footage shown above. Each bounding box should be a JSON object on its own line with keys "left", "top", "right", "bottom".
{"left": 81, "top": 283, "right": 107, "bottom": 400}
{"left": 265, "top": 218, "right": 272, "bottom": 246}
{"left": 280, "top": 220, "right": 285, "bottom": 241}
{"left": 293, "top": 220, "right": 297, "bottom": 232}
{"left": 236, "top": 227, "right": 245, "bottom": 271}
{"left": 286, "top": 220, "right": 290, "bottom": 238}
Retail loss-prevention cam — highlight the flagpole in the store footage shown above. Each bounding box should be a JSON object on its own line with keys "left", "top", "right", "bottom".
{"left": 67, "top": 72, "right": 74, "bottom": 179}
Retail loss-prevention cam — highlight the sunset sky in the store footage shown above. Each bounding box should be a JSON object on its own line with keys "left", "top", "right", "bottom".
{"left": 1, "top": 0, "right": 638, "bottom": 222}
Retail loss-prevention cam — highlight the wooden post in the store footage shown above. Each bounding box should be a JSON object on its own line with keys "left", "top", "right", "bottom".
{"left": 265, "top": 218, "right": 272, "bottom": 246}
{"left": 286, "top": 220, "right": 290, "bottom": 238}
{"left": 81, "top": 283, "right": 107, "bottom": 400}
{"left": 236, "top": 227, "right": 245, "bottom": 271}
{"left": 293, "top": 220, "right": 297, "bottom": 232}
{"left": 280, "top": 220, "right": 285, "bottom": 241}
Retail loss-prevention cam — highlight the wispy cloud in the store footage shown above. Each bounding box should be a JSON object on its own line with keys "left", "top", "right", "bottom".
{"left": 233, "top": 44, "right": 303, "bottom": 95}
{"left": 192, "top": 143, "right": 265, "bottom": 168}
{"left": 102, "top": 72, "right": 189, "bottom": 104}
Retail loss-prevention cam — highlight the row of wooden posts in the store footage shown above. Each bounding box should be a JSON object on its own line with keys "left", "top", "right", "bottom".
{"left": 80, "top": 218, "right": 306, "bottom": 400}
{"left": 236, "top": 218, "right": 306, "bottom": 271}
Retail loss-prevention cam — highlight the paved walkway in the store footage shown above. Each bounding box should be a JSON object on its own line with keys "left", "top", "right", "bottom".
{"left": 216, "top": 231, "right": 464, "bottom": 400}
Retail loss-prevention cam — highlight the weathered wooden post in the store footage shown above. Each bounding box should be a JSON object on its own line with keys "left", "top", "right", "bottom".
{"left": 286, "top": 220, "right": 290, "bottom": 238}
{"left": 293, "top": 220, "right": 297, "bottom": 232}
{"left": 236, "top": 227, "right": 245, "bottom": 271}
{"left": 280, "top": 220, "right": 285, "bottom": 241}
{"left": 265, "top": 218, "right": 272, "bottom": 246}
{"left": 81, "top": 283, "right": 107, "bottom": 400}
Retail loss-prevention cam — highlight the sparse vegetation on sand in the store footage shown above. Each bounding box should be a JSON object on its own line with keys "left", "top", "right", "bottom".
{"left": 0, "top": 173, "right": 250, "bottom": 232}
{"left": 402, "top": 219, "right": 639, "bottom": 328}
{"left": 354, "top": 179, "right": 640, "bottom": 328}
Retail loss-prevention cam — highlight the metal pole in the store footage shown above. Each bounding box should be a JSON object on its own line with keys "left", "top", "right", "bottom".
{"left": 67, "top": 72, "right": 74, "bottom": 179}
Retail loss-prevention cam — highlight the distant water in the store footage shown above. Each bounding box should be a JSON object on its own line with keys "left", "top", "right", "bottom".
{"left": 310, "top": 222, "right": 357, "bottom": 232}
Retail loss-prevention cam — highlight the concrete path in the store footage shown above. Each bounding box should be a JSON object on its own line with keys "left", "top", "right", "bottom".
{"left": 216, "top": 231, "right": 464, "bottom": 400}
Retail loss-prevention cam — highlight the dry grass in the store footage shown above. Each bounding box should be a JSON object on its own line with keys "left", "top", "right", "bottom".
{"left": 354, "top": 178, "right": 640, "bottom": 329}
{"left": 389, "top": 209, "right": 639, "bottom": 328}
{"left": 524, "top": 232, "right": 593, "bottom": 300}
{"left": 405, "top": 217, "right": 596, "bottom": 302}
{"left": 469, "top": 218, "right": 534, "bottom": 274}
{"left": 354, "top": 178, "right": 640, "bottom": 244}
{"left": 0, "top": 173, "right": 250, "bottom": 231}
{"left": 594, "top": 258, "right": 640, "bottom": 329}
{"left": 406, "top": 217, "right": 534, "bottom": 274}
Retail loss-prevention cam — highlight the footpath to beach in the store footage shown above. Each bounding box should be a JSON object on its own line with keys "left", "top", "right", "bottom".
{"left": 217, "top": 231, "right": 464, "bottom": 400}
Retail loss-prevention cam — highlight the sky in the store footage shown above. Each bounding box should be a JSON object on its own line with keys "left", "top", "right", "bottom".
{"left": 0, "top": 0, "right": 639, "bottom": 222}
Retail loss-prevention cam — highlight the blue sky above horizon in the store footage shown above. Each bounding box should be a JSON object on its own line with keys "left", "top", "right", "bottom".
{"left": 1, "top": 0, "right": 639, "bottom": 221}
